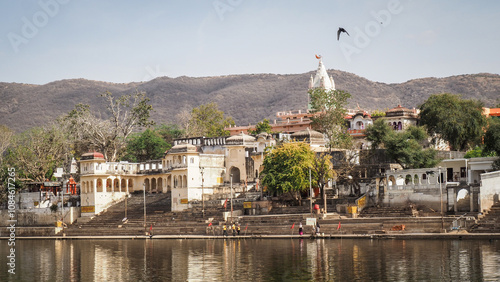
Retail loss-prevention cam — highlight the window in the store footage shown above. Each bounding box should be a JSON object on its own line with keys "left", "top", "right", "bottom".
{"left": 460, "top": 167, "right": 466, "bottom": 178}
{"left": 356, "top": 121, "right": 363, "bottom": 129}
{"left": 190, "top": 157, "right": 194, "bottom": 164}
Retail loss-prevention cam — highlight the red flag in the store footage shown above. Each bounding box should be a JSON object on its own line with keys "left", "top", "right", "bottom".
{"left": 223, "top": 198, "right": 228, "bottom": 208}
{"left": 291, "top": 223, "right": 295, "bottom": 229}
{"left": 337, "top": 221, "right": 341, "bottom": 230}
{"left": 208, "top": 222, "right": 212, "bottom": 227}
{"left": 150, "top": 224, "right": 153, "bottom": 231}
{"left": 244, "top": 224, "right": 248, "bottom": 231}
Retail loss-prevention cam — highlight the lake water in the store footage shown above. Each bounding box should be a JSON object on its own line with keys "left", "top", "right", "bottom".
{"left": 1, "top": 238, "right": 500, "bottom": 281}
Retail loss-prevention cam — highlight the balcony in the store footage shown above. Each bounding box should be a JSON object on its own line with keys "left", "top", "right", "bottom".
{"left": 163, "top": 163, "right": 188, "bottom": 172}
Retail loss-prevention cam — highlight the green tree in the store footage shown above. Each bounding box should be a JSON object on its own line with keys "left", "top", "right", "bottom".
{"left": 184, "top": 102, "right": 235, "bottom": 137}
{"left": 309, "top": 88, "right": 352, "bottom": 150}
{"left": 371, "top": 110, "right": 386, "bottom": 117}
{"left": 123, "top": 129, "right": 168, "bottom": 162}
{"left": 312, "top": 152, "right": 334, "bottom": 208}
{"left": 484, "top": 118, "right": 500, "bottom": 155}
{"left": 155, "top": 124, "right": 184, "bottom": 148}
{"left": 483, "top": 118, "right": 500, "bottom": 169}
{"left": 365, "top": 118, "right": 392, "bottom": 149}
{"left": 419, "top": 93, "right": 487, "bottom": 151}
{"left": 248, "top": 119, "right": 273, "bottom": 135}
{"left": 365, "top": 121, "right": 439, "bottom": 169}
{"left": 464, "top": 146, "right": 485, "bottom": 158}
{"left": 260, "top": 142, "right": 315, "bottom": 204}
{"left": 63, "top": 90, "right": 154, "bottom": 161}
{"left": 383, "top": 126, "right": 440, "bottom": 169}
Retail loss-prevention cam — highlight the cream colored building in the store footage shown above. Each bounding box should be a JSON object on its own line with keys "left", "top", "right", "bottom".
{"left": 78, "top": 133, "right": 276, "bottom": 215}
{"left": 79, "top": 152, "right": 138, "bottom": 216}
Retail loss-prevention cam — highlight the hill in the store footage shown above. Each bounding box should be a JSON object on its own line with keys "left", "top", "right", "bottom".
{"left": 1, "top": 71, "right": 499, "bottom": 132}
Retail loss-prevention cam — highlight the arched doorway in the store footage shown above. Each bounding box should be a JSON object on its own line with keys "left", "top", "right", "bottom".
{"left": 128, "top": 179, "right": 134, "bottom": 192}
{"left": 114, "top": 179, "right": 120, "bottom": 192}
{"left": 167, "top": 175, "right": 172, "bottom": 191}
{"left": 144, "top": 178, "right": 150, "bottom": 192}
{"left": 97, "top": 179, "right": 103, "bottom": 192}
{"left": 158, "top": 178, "right": 163, "bottom": 193}
{"left": 106, "top": 179, "right": 112, "bottom": 192}
{"left": 121, "top": 179, "right": 126, "bottom": 192}
{"left": 151, "top": 178, "right": 157, "bottom": 192}
{"left": 456, "top": 188, "right": 470, "bottom": 212}
{"left": 388, "top": 176, "right": 396, "bottom": 188}
{"left": 230, "top": 167, "right": 240, "bottom": 184}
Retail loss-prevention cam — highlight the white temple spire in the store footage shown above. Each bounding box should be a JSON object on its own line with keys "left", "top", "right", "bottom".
{"left": 309, "top": 55, "right": 335, "bottom": 91}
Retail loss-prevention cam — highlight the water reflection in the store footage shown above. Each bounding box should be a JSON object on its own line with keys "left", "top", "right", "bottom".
{"left": 1, "top": 239, "right": 500, "bottom": 281}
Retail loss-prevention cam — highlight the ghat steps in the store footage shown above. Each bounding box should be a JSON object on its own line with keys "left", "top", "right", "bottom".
{"left": 66, "top": 194, "right": 452, "bottom": 236}
{"left": 469, "top": 202, "right": 500, "bottom": 233}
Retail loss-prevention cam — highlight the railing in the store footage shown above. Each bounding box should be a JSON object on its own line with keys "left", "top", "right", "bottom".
{"left": 355, "top": 193, "right": 368, "bottom": 212}
{"left": 163, "top": 163, "right": 188, "bottom": 171}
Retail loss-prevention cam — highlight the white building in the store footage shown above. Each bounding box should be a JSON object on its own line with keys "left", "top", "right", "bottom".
{"left": 78, "top": 133, "right": 276, "bottom": 216}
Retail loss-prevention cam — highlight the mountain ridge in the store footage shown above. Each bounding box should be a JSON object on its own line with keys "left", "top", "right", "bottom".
{"left": 1, "top": 71, "right": 499, "bottom": 133}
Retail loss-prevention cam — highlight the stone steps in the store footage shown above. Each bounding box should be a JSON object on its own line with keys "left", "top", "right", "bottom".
{"left": 469, "top": 202, "right": 500, "bottom": 233}
{"left": 359, "top": 206, "right": 414, "bottom": 218}
{"left": 65, "top": 193, "right": 452, "bottom": 236}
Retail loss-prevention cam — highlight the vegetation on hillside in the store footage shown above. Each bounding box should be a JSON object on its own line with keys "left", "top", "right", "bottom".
{"left": 2, "top": 72, "right": 500, "bottom": 134}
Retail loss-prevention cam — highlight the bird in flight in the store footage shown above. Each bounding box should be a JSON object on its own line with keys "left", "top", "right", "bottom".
{"left": 337, "top": 27, "right": 349, "bottom": 40}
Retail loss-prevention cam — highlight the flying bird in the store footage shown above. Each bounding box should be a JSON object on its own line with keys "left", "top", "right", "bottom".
{"left": 337, "top": 27, "right": 349, "bottom": 40}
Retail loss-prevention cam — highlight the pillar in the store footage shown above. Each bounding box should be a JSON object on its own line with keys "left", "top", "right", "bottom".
{"left": 453, "top": 188, "right": 458, "bottom": 213}
{"left": 470, "top": 188, "right": 474, "bottom": 212}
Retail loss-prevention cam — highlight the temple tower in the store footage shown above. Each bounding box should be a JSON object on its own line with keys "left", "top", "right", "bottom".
{"left": 308, "top": 56, "right": 335, "bottom": 110}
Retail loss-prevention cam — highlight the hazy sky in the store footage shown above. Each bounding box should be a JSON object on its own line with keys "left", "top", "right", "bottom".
{"left": 1, "top": 0, "right": 499, "bottom": 85}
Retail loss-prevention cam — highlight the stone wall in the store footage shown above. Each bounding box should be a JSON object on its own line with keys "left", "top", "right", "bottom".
{"left": 0, "top": 207, "right": 80, "bottom": 226}
{"left": 480, "top": 171, "right": 500, "bottom": 213}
